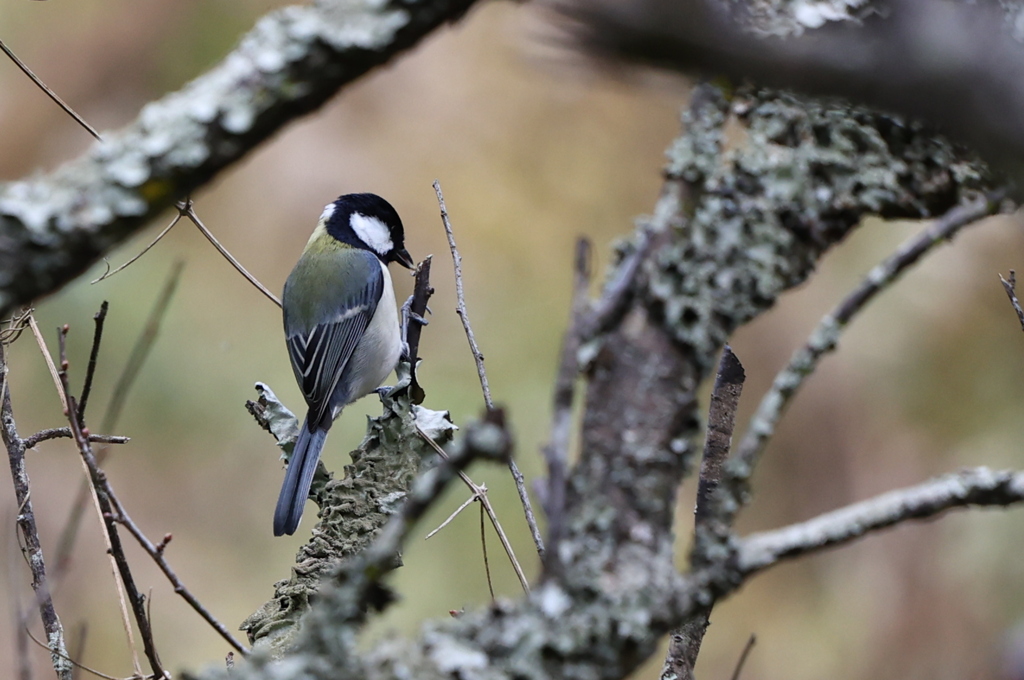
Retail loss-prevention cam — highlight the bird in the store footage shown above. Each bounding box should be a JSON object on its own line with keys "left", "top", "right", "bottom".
{"left": 275, "top": 193, "right": 414, "bottom": 536}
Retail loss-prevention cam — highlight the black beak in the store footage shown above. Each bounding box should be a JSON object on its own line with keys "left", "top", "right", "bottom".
{"left": 394, "top": 247, "right": 415, "bottom": 269}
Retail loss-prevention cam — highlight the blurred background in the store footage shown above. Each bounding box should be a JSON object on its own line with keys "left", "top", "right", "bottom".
{"left": 1, "top": 2, "right": 1024, "bottom": 679}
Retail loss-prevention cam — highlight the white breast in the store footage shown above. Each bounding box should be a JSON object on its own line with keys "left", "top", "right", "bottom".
{"left": 336, "top": 259, "right": 402, "bottom": 411}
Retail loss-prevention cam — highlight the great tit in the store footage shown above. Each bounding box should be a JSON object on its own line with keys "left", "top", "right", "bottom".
{"left": 274, "top": 193, "right": 414, "bottom": 536}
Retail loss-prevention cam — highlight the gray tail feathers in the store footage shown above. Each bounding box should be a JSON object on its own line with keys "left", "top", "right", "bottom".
{"left": 273, "top": 418, "right": 328, "bottom": 536}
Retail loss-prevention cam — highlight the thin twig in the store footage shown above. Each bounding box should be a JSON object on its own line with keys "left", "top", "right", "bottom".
{"left": 729, "top": 635, "right": 757, "bottom": 680}
{"left": 0, "top": 307, "right": 33, "bottom": 346}
{"left": 344, "top": 415, "right": 511, "bottom": 608}
{"left": 55, "top": 262, "right": 183, "bottom": 581}
{"left": 999, "top": 270, "right": 1024, "bottom": 332}
{"left": 736, "top": 467, "right": 1024, "bottom": 575}
{"left": 0, "top": 38, "right": 101, "bottom": 140}
{"left": 29, "top": 324, "right": 144, "bottom": 674}
{"left": 23, "top": 626, "right": 120, "bottom": 680}
{"left": 23, "top": 428, "right": 129, "bottom": 449}
{"left": 15, "top": 599, "right": 30, "bottom": 680}
{"left": 106, "top": 503, "right": 250, "bottom": 654}
{"left": 1, "top": 342, "right": 73, "bottom": 680}
{"left": 91, "top": 213, "right": 183, "bottom": 284}
{"left": 433, "top": 179, "right": 546, "bottom": 558}
{"left": 70, "top": 622, "right": 88, "bottom": 680}
{"left": 57, "top": 328, "right": 165, "bottom": 680}
{"left": 77, "top": 301, "right": 108, "bottom": 422}
{"left": 727, "top": 193, "right": 1002, "bottom": 515}
{"left": 27, "top": 314, "right": 67, "bottom": 413}
{"left": 425, "top": 493, "right": 476, "bottom": 540}
{"left": 543, "top": 238, "right": 592, "bottom": 566}
{"left": 181, "top": 199, "right": 281, "bottom": 307}
{"left": 416, "top": 423, "right": 531, "bottom": 593}
{"left": 479, "top": 504, "right": 495, "bottom": 601}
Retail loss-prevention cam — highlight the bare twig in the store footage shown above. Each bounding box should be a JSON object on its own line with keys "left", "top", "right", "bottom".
{"left": 27, "top": 314, "right": 67, "bottom": 413}
{"left": 77, "top": 301, "right": 108, "bottom": 422}
{"left": 0, "top": 38, "right": 101, "bottom": 140}
{"left": 730, "top": 635, "right": 757, "bottom": 680}
{"left": 106, "top": 501, "right": 250, "bottom": 654}
{"left": 434, "top": 179, "right": 546, "bottom": 558}
{"left": 543, "top": 238, "right": 592, "bottom": 565}
{"left": 737, "top": 467, "right": 1024, "bottom": 575}
{"left": 727, "top": 193, "right": 1003, "bottom": 516}
{"left": 70, "top": 622, "right": 88, "bottom": 680}
{"left": 1, "top": 342, "right": 73, "bottom": 680}
{"left": 91, "top": 212, "right": 182, "bottom": 284}
{"left": 479, "top": 504, "right": 496, "bottom": 601}
{"left": 56, "top": 328, "right": 166, "bottom": 680}
{"left": 416, "top": 422, "right": 531, "bottom": 593}
{"left": 425, "top": 493, "right": 476, "bottom": 540}
{"left": 55, "top": 261, "right": 183, "bottom": 581}
{"left": 181, "top": 198, "right": 281, "bottom": 307}
{"left": 23, "top": 428, "right": 129, "bottom": 449}
{"left": 23, "top": 626, "right": 120, "bottom": 680}
{"left": 0, "top": 307, "right": 33, "bottom": 346}
{"left": 1000, "top": 270, "right": 1024, "bottom": 333}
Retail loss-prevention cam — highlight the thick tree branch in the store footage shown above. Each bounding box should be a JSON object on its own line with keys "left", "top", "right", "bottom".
{"left": 559, "top": 0, "right": 1024, "bottom": 188}
{"left": 0, "top": 0, "right": 481, "bottom": 316}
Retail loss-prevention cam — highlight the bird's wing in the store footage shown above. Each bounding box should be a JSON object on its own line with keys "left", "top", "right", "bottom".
{"left": 284, "top": 252, "right": 384, "bottom": 429}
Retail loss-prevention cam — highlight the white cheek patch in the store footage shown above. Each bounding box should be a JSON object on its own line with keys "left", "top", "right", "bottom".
{"left": 350, "top": 212, "right": 393, "bottom": 255}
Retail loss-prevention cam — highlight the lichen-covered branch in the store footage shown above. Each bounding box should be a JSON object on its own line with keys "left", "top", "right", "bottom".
{"left": 0, "top": 0, "right": 480, "bottom": 317}
{"left": 737, "top": 467, "right": 1024, "bottom": 575}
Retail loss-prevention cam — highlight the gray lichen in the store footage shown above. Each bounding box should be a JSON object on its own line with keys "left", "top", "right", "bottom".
{"left": 645, "top": 86, "right": 987, "bottom": 373}
{"left": 241, "top": 381, "right": 456, "bottom": 657}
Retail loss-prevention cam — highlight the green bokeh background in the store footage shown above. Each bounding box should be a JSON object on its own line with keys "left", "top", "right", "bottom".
{"left": 2, "top": 2, "right": 1024, "bottom": 679}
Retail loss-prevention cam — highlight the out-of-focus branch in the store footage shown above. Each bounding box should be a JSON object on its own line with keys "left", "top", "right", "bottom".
{"left": 719, "top": 192, "right": 1003, "bottom": 529}
{"left": 1, "top": 342, "right": 73, "bottom": 680}
{"left": 541, "top": 238, "right": 591, "bottom": 567}
{"left": 0, "top": 0, "right": 482, "bottom": 317}
{"left": 737, "top": 467, "right": 1024, "bottom": 575}
{"left": 558, "top": 0, "right": 1024, "bottom": 189}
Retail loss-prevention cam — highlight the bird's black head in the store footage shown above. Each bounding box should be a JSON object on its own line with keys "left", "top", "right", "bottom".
{"left": 323, "top": 193, "right": 414, "bottom": 268}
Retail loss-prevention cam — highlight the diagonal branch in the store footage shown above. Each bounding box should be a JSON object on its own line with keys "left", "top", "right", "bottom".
{"left": 737, "top": 467, "right": 1024, "bottom": 575}
{"left": 0, "top": 0, "right": 483, "bottom": 317}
